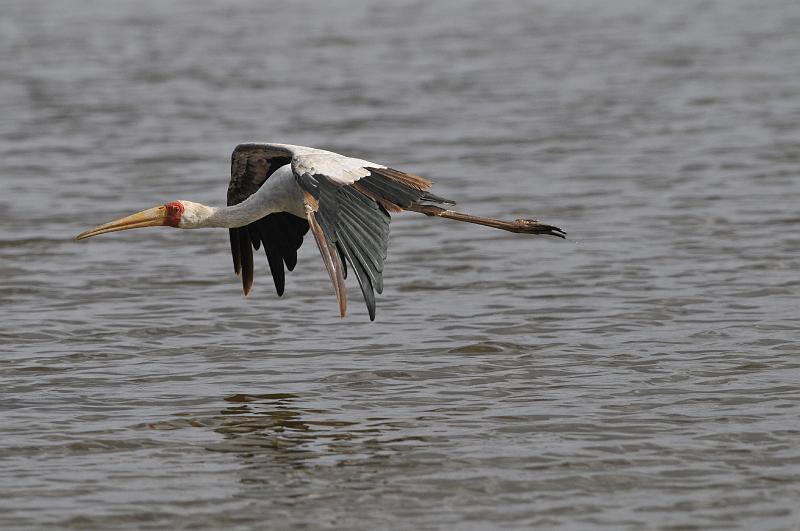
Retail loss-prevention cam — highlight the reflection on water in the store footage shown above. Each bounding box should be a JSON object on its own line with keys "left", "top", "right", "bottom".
{"left": 210, "top": 394, "right": 356, "bottom": 458}
{"left": 2, "top": 0, "right": 800, "bottom": 529}
{"left": 146, "top": 392, "right": 432, "bottom": 469}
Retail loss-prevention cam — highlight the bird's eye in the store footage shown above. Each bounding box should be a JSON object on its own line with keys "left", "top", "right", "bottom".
{"left": 163, "top": 201, "right": 185, "bottom": 226}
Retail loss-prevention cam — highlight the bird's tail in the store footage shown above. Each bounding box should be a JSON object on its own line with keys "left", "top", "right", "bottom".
{"left": 408, "top": 204, "right": 566, "bottom": 238}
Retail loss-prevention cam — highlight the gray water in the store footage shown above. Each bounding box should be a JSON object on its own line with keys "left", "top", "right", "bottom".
{"left": 2, "top": 0, "right": 800, "bottom": 529}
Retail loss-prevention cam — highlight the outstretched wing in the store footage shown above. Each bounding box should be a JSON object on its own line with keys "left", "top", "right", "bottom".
{"left": 227, "top": 144, "right": 309, "bottom": 296}
{"left": 238, "top": 143, "right": 452, "bottom": 320}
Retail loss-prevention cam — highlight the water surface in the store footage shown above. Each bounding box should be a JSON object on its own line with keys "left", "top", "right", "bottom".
{"left": 2, "top": 0, "right": 799, "bottom": 529}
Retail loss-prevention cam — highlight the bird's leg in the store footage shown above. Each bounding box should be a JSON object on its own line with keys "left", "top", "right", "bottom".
{"left": 408, "top": 205, "right": 566, "bottom": 238}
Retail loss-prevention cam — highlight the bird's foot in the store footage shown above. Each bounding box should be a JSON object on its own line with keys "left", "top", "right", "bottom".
{"left": 512, "top": 218, "right": 567, "bottom": 238}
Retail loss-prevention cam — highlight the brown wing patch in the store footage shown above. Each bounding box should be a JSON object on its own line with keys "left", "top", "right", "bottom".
{"left": 370, "top": 167, "right": 432, "bottom": 190}
{"left": 352, "top": 168, "right": 433, "bottom": 211}
{"left": 351, "top": 167, "right": 450, "bottom": 213}
{"left": 351, "top": 183, "right": 404, "bottom": 212}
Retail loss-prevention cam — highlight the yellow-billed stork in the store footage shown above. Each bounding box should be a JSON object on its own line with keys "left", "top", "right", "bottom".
{"left": 76, "top": 143, "right": 565, "bottom": 320}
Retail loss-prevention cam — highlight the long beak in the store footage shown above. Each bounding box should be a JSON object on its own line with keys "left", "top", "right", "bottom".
{"left": 75, "top": 205, "right": 168, "bottom": 240}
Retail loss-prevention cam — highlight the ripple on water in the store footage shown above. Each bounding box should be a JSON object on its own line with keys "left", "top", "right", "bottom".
{"left": 2, "top": 0, "right": 800, "bottom": 529}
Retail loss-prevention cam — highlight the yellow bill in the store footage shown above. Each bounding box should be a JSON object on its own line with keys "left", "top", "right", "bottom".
{"left": 75, "top": 205, "right": 169, "bottom": 240}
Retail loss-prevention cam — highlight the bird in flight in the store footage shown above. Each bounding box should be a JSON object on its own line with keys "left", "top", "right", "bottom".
{"left": 76, "top": 143, "right": 565, "bottom": 320}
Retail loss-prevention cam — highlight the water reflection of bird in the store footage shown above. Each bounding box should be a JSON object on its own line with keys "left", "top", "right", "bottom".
{"left": 76, "top": 143, "right": 565, "bottom": 320}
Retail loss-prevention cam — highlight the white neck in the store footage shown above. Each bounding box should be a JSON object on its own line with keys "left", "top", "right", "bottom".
{"left": 180, "top": 167, "right": 305, "bottom": 229}
{"left": 180, "top": 202, "right": 265, "bottom": 229}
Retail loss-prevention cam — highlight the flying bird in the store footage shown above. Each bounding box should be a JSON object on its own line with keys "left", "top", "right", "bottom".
{"left": 76, "top": 143, "right": 565, "bottom": 320}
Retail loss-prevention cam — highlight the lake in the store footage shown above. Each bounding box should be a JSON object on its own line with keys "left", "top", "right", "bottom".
{"left": 1, "top": 0, "right": 799, "bottom": 528}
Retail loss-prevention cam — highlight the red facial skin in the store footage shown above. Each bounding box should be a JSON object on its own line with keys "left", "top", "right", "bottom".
{"left": 164, "top": 201, "right": 184, "bottom": 227}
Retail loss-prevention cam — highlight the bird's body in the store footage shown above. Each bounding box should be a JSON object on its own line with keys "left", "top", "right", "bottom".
{"left": 76, "top": 143, "right": 565, "bottom": 320}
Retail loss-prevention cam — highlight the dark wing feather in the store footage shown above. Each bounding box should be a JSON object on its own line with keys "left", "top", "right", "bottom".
{"left": 296, "top": 166, "right": 449, "bottom": 320}
{"left": 227, "top": 144, "right": 308, "bottom": 296}
{"left": 298, "top": 172, "right": 388, "bottom": 320}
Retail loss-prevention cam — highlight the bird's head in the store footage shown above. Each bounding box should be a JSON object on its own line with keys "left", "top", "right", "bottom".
{"left": 75, "top": 200, "right": 214, "bottom": 240}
